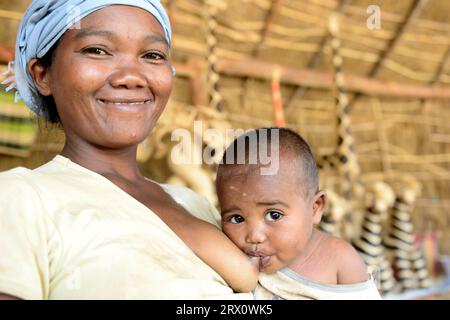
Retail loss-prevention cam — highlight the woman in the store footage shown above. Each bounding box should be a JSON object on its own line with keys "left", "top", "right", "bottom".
{"left": 0, "top": 0, "right": 256, "bottom": 300}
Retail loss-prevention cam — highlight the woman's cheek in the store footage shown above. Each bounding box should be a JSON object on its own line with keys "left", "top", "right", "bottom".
{"left": 75, "top": 60, "right": 111, "bottom": 87}
{"left": 150, "top": 65, "right": 173, "bottom": 94}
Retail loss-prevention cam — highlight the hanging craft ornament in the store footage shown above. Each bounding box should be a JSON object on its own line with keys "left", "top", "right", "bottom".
{"left": 352, "top": 181, "right": 397, "bottom": 295}
{"left": 1, "top": 61, "right": 20, "bottom": 103}
{"left": 204, "top": 0, "right": 227, "bottom": 111}
{"left": 327, "top": 13, "right": 367, "bottom": 241}
{"left": 0, "top": 61, "right": 38, "bottom": 158}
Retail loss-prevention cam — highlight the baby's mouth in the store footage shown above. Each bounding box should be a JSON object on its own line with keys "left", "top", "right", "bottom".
{"left": 247, "top": 253, "right": 272, "bottom": 270}
{"left": 259, "top": 255, "right": 271, "bottom": 269}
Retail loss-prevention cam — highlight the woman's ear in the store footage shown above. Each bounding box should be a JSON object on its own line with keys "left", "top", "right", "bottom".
{"left": 28, "top": 59, "right": 52, "bottom": 96}
{"left": 312, "top": 190, "right": 327, "bottom": 225}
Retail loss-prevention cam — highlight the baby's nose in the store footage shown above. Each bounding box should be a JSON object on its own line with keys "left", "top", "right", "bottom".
{"left": 245, "top": 225, "right": 267, "bottom": 244}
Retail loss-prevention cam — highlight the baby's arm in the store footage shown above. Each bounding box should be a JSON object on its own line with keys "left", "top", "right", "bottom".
{"left": 167, "top": 213, "right": 259, "bottom": 293}
{"left": 334, "top": 239, "right": 369, "bottom": 284}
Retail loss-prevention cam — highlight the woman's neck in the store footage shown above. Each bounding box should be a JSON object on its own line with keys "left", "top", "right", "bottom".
{"left": 61, "top": 138, "right": 143, "bottom": 182}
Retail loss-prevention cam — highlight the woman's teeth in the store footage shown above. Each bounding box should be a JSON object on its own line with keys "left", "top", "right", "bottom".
{"left": 98, "top": 99, "right": 149, "bottom": 105}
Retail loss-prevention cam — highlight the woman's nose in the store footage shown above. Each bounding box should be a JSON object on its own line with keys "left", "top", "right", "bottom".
{"left": 245, "top": 224, "right": 267, "bottom": 244}
{"left": 109, "top": 66, "right": 147, "bottom": 90}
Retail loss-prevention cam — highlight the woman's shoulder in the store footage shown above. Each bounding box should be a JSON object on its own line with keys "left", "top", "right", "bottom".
{"left": 0, "top": 166, "right": 38, "bottom": 189}
{"left": 0, "top": 165, "right": 51, "bottom": 203}
{"left": 0, "top": 166, "right": 49, "bottom": 219}
{"left": 0, "top": 158, "right": 68, "bottom": 203}
{"left": 0, "top": 156, "right": 63, "bottom": 180}
{"left": 160, "top": 183, "right": 221, "bottom": 228}
{"left": 0, "top": 158, "right": 59, "bottom": 186}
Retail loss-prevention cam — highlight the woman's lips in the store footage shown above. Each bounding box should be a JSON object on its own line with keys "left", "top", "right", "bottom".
{"left": 97, "top": 99, "right": 152, "bottom": 112}
{"left": 98, "top": 99, "right": 151, "bottom": 105}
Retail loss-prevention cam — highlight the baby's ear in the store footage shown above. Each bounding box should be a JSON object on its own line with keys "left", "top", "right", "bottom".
{"left": 28, "top": 59, "right": 53, "bottom": 97}
{"left": 312, "top": 190, "right": 327, "bottom": 224}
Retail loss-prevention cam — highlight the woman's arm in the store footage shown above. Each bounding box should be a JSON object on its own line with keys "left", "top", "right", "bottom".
{"left": 170, "top": 215, "right": 259, "bottom": 293}
{"left": 0, "top": 173, "right": 49, "bottom": 300}
{"left": 0, "top": 293, "right": 20, "bottom": 300}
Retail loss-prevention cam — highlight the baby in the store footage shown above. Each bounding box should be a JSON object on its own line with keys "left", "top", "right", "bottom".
{"left": 216, "top": 128, "right": 381, "bottom": 300}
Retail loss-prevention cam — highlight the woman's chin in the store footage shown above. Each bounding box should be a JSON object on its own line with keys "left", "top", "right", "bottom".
{"left": 95, "top": 133, "right": 151, "bottom": 150}
{"left": 100, "top": 123, "right": 156, "bottom": 145}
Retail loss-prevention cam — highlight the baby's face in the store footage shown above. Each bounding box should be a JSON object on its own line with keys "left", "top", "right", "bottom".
{"left": 217, "top": 162, "right": 322, "bottom": 274}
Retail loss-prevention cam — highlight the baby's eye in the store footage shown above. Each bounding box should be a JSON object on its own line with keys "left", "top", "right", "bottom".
{"left": 228, "top": 215, "right": 245, "bottom": 224}
{"left": 82, "top": 47, "right": 109, "bottom": 56}
{"left": 265, "top": 211, "right": 283, "bottom": 222}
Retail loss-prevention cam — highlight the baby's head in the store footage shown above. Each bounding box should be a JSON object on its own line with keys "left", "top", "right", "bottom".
{"left": 216, "top": 128, "right": 326, "bottom": 273}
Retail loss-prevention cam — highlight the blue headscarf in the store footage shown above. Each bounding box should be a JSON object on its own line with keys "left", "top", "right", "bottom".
{"left": 8, "top": 0, "right": 172, "bottom": 117}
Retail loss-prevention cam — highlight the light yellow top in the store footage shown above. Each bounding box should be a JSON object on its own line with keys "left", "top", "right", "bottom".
{"left": 0, "top": 155, "right": 253, "bottom": 300}
{"left": 254, "top": 268, "right": 382, "bottom": 300}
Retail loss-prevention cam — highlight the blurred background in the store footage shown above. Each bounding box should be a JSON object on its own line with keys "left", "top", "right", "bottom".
{"left": 1, "top": 0, "right": 450, "bottom": 299}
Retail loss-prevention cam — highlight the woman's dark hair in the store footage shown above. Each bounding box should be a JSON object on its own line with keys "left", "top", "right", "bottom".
{"left": 36, "top": 41, "right": 60, "bottom": 124}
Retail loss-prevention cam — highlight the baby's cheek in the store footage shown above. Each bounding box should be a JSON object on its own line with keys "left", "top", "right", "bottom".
{"left": 268, "top": 255, "right": 290, "bottom": 273}
{"left": 223, "top": 226, "right": 243, "bottom": 246}
{"left": 275, "top": 239, "right": 303, "bottom": 265}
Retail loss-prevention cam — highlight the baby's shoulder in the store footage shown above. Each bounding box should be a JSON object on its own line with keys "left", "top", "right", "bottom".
{"left": 322, "top": 233, "right": 358, "bottom": 256}
{"left": 320, "top": 232, "right": 368, "bottom": 284}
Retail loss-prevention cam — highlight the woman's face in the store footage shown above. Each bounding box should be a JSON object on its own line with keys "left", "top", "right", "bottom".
{"left": 41, "top": 5, "right": 173, "bottom": 149}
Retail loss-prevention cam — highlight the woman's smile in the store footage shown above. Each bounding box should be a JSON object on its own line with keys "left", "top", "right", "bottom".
{"left": 97, "top": 98, "right": 153, "bottom": 113}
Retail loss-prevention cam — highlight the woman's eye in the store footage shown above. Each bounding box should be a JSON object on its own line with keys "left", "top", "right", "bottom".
{"left": 265, "top": 211, "right": 283, "bottom": 222}
{"left": 143, "top": 52, "right": 166, "bottom": 61}
{"left": 83, "top": 47, "right": 108, "bottom": 55}
{"left": 229, "top": 215, "right": 245, "bottom": 224}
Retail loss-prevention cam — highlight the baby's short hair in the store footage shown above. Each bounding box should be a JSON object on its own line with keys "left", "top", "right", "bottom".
{"left": 217, "top": 127, "right": 319, "bottom": 198}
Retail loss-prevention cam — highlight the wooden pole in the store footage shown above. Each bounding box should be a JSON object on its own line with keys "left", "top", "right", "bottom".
{"left": 214, "top": 58, "right": 450, "bottom": 100}
{"left": 0, "top": 9, "right": 23, "bottom": 20}
{"left": 286, "top": 0, "right": 351, "bottom": 109}
{"left": 242, "top": 0, "right": 284, "bottom": 113}
{"left": 186, "top": 58, "right": 209, "bottom": 107}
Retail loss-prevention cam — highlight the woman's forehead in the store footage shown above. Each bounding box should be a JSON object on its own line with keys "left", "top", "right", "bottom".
{"left": 63, "top": 5, "right": 169, "bottom": 48}
{"left": 79, "top": 6, "right": 165, "bottom": 35}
